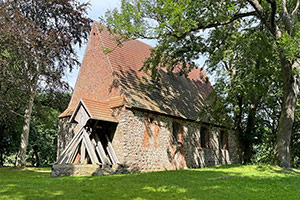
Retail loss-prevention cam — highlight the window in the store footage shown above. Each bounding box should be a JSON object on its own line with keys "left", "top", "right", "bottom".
{"left": 149, "top": 117, "right": 154, "bottom": 124}
{"left": 200, "top": 127, "right": 209, "bottom": 148}
{"left": 172, "top": 122, "right": 180, "bottom": 145}
{"left": 220, "top": 130, "right": 229, "bottom": 150}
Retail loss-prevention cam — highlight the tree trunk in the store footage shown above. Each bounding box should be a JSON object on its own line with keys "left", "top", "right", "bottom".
{"left": 243, "top": 94, "right": 259, "bottom": 163}
{"left": 33, "top": 145, "right": 40, "bottom": 167}
{"left": 0, "top": 129, "right": 4, "bottom": 166}
{"left": 234, "top": 95, "right": 244, "bottom": 163}
{"left": 16, "top": 75, "right": 38, "bottom": 167}
{"left": 31, "top": 152, "right": 35, "bottom": 167}
{"left": 274, "top": 58, "right": 299, "bottom": 169}
{"left": 0, "top": 152, "right": 3, "bottom": 166}
{"left": 243, "top": 110, "right": 257, "bottom": 164}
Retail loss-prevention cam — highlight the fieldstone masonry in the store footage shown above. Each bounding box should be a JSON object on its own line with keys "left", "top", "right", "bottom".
{"left": 110, "top": 109, "right": 240, "bottom": 172}
{"left": 57, "top": 117, "right": 77, "bottom": 158}
{"left": 57, "top": 106, "right": 240, "bottom": 175}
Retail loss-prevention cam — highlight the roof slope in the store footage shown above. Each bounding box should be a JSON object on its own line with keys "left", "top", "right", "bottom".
{"left": 81, "top": 98, "right": 118, "bottom": 122}
{"left": 60, "top": 22, "right": 213, "bottom": 121}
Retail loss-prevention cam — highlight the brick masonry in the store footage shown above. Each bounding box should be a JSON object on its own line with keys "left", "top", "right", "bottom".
{"left": 57, "top": 106, "right": 240, "bottom": 173}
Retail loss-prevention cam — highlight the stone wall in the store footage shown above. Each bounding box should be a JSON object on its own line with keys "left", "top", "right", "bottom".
{"left": 57, "top": 117, "right": 78, "bottom": 158}
{"left": 111, "top": 108, "right": 240, "bottom": 172}
{"left": 57, "top": 107, "right": 240, "bottom": 173}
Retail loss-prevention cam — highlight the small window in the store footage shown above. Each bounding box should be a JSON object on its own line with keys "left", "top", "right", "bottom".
{"left": 149, "top": 117, "right": 154, "bottom": 124}
{"left": 200, "top": 127, "right": 209, "bottom": 148}
{"left": 220, "top": 130, "right": 229, "bottom": 150}
{"left": 172, "top": 122, "right": 180, "bottom": 145}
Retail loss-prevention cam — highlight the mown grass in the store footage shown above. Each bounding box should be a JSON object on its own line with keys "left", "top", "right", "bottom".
{"left": 0, "top": 165, "right": 300, "bottom": 200}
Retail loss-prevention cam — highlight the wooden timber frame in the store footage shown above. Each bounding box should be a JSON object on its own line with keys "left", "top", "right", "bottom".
{"left": 56, "top": 99, "right": 119, "bottom": 166}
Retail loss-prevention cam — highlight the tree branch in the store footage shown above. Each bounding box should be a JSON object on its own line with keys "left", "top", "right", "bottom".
{"left": 247, "top": 0, "right": 265, "bottom": 17}
{"left": 247, "top": 0, "right": 282, "bottom": 39}
{"left": 291, "top": 0, "right": 300, "bottom": 22}
{"left": 281, "top": 0, "right": 293, "bottom": 34}
{"left": 266, "top": 0, "right": 277, "bottom": 30}
{"left": 10, "top": 109, "right": 25, "bottom": 118}
{"left": 247, "top": 0, "right": 271, "bottom": 29}
{"left": 198, "top": 11, "right": 257, "bottom": 30}
{"left": 130, "top": 11, "right": 257, "bottom": 41}
{"left": 282, "top": 0, "right": 289, "bottom": 16}
{"left": 172, "top": 11, "right": 257, "bottom": 41}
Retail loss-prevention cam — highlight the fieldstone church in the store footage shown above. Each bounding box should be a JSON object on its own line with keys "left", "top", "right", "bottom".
{"left": 51, "top": 22, "right": 239, "bottom": 177}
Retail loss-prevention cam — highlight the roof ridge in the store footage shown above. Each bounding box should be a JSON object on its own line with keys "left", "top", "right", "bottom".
{"left": 109, "top": 96, "right": 123, "bottom": 100}
{"left": 97, "top": 22, "right": 115, "bottom": 74}
{"left": 82, "top": 98, "right": 108, "bottom": 105}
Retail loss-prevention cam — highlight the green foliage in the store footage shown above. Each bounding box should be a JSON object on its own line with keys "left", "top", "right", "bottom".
{"left": 0, "top": 165, "right": 300, "bottom": 199}
{"left": 0, "top": 0, "right": 91, "bottom": 167}
{"left": 201, "top": 25, "right": 282, "bottom": 163}
{"left": 102, "top": 0, "right": 300, "bottom": 166}
{"left": 0, "top": 90, "right": 70, "bottom": 166}
{"left": 0, "top": 53, "right": 28, "bottom": 165}
{"left": 278, "top": 32, "right": 300, "bottom": 62}
{"left": 291, "top": 102, "right": 300, "bottom": 168}
{"left": 27, "top": 91, "right": 71, "bottom": 166}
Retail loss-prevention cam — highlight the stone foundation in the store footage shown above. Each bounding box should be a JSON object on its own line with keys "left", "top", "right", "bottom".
{"left": 51, "top": 164, "right": 129, "bottom": 177}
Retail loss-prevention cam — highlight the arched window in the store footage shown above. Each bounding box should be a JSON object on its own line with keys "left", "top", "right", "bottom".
{"left": 172, "top": 122, "right": 182, "bottom": 145}
{"left": 220, "top": 130, "right": 229, "bottom": 150}
{"left": 200, "top": 127, "right": 210, "bottom": 148}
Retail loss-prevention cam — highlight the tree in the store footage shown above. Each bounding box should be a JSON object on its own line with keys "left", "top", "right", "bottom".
{"left": 0, "top": 0, "right": 91, "bottom": 167}
{"left": 102, "top": 0, "right": 300, "bottom": 168}
{"left": 27, "top": 91, "right": 71, "bottom": 167}
{"left": 203, "top": 27, "right": 282, "bottom": 163}
{"left": 0, "top": 42, "right": 28, "bottom": 166}
{"left": 291, "top": 102, "right": 300, "bottom": 167}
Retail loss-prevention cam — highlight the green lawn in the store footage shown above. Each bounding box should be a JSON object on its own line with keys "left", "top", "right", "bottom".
{"left": 0, "top": 165, "right": 300, "bottom": 200}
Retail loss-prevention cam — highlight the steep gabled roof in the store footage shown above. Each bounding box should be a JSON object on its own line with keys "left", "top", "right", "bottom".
{"left": 70, "top": 98, "right": 119, "bottom": 123}
{"left": 60, "top": 22, "right": 213, "bottom": 121}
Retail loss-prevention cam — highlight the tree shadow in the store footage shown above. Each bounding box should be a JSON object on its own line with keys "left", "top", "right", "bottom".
{"left": 112, "top": 65, "right": 212, "bottom": 121}
{"left": 2, "top": 166, "right": 300, "bottom": 199}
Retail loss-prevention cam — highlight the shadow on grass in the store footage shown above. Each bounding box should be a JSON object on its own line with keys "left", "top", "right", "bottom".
{"left": 1, "top": 166, "right": 300, "bottom": 200}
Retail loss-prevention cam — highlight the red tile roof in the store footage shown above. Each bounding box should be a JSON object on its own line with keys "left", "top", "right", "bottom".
{"left": 60, "top": 22, "right": 213, "bottom": 121}
{"left": 82, "top": 98, "right": 118, "bottom": 122}
{"left": 109, "top": 96, "right": 126, "bottom": 108}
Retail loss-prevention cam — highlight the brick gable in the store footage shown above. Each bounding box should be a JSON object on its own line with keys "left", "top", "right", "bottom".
{"left": 60, "top": 22, "right": 213, "bottom": 121}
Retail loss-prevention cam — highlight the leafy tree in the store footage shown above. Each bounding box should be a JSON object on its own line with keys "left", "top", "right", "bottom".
{"left": 203, "top": 27, "right": 282, "bottom": 163}
{"left": 103, "top": 0, "right": 300, "bottom": 168}
{"left": 0, "top": 0, "right": 91, "bottom": 167}
{"left": 291, "top": 102, "right": 300, "bottom": 167}
{"left": 0, "top": 47, "right": 28, "bottom": 166}
{"left": 27, "top": 91, "right": 71, "bottom": 166}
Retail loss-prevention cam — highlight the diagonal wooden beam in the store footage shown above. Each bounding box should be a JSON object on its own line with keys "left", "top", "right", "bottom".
{"left": 82, "top": 130, "right": 100, "bottom": 164}
{"left": 67, "top": 142, "right": 80, "bottom": 163}
{"left": 105, "top": 135, "right": 119, "bottom": 164}
{"left": 94, "top": 134, "right": 111, "bottom": 165}
{"left": 58, "top": 134, "right": 84, "bottom": 164}
{"left": 57, "top": 127, "right": 85, "bottom": 164}
{"left": 56, "top": 126, "right": 85, "bottom": 164}
{"left": 80, "top": 141, "right": 86, "bottom": 164}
